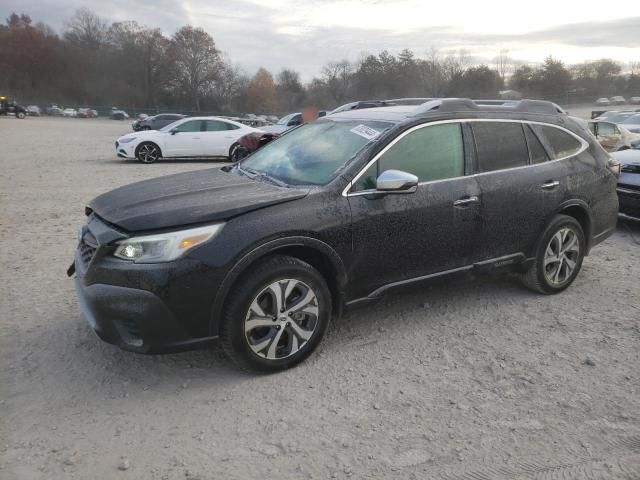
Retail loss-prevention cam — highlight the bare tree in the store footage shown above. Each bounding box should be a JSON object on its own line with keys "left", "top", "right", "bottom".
{"left": 63, "top": 8, "right": 108, "bottom": 50}
{"left": 167, "top": 26, "right": 221, "bottom": 111}
{"left": 321, "top": 60, "right": 352, "bottom": 103}
{"left": 494, "top": 49, "right": 512, "bottom": 80}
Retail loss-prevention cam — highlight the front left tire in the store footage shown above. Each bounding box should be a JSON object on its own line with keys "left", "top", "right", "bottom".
{"left": 16, "top": 112, "right": 25, "bottom": 119}
{"left": 219, "top": 255, "right": 332, "bottom": 373}
{"left": 135, "top": 142, "right": 162, "bottom": 164}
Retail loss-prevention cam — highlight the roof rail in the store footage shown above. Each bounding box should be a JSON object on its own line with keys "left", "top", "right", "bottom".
{"left": 410, "top": 98, "right": 562, "bottom": 116}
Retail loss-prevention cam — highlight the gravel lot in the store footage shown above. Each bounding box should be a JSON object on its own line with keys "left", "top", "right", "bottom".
{"left": 1, "top": 116, "right": 639, "bottom": 479}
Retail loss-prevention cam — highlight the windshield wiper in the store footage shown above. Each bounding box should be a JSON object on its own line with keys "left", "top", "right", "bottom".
{"left": 240, "top": 166, "right": 290, "bottom": 188}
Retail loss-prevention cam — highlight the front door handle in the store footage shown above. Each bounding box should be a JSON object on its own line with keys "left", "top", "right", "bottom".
{"left": 540, "top": 180, "right": 560, "bottom": 190}
{"left": 453, "top": 195, "right": 479, "bottom": 207}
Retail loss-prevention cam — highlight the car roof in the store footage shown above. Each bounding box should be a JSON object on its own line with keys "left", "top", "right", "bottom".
{"left": 328, "top": 105, "right": 416, "bottom": 122}
{"left": 327, "top": 99, "right": 566, "bottom": 124}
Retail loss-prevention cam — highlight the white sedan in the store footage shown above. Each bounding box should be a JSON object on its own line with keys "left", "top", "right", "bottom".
{"left": 115, "top": 116, "right": 262, "bottom": 163}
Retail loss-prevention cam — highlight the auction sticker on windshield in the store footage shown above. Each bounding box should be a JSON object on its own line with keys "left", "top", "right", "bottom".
{"left": 350, "top": 124, "right": 380, "bottom": 140}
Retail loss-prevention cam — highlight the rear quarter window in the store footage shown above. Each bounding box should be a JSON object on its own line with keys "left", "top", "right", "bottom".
{"left": 534, "top": 125, "right": 583, "bottom": 159}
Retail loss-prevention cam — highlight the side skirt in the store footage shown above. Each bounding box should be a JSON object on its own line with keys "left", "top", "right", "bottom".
{"left": 345, "top": 253, "right": 530, "bottom": 310}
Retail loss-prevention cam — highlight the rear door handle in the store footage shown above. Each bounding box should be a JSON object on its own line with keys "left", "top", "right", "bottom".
{"left": 540, "top": 180, "right": 560, "bottom": 190}
{"left": 453, "top": 195, "right": 479, "bottom": 207}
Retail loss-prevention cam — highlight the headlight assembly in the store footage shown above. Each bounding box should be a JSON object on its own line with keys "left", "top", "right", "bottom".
{"left": 113, "top": 224, "right": 224, "bottom": 263}
{"left": 118, "top": 137, "right": 137, "bottom": 144}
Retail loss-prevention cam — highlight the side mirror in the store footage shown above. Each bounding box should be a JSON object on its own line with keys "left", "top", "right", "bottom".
{"left": 376, "top": 169, "right": 418, "bottom": 193}
{"left": 170, "top": 128, "right": 178, "bottom": 135}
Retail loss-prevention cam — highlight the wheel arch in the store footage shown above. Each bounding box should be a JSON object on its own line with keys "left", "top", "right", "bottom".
{"left": 209, "top": 236, "right": 348, "bottom": 336}
{"left": 556, "top": 200, "right": 593, "bottom": 252}
{"left": 135, "top": 140, "right": 162, "bottom": 159}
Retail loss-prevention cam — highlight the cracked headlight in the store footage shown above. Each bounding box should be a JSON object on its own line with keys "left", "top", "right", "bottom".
{"left": 113, "top": 224, "right": 224, "bottom": 263}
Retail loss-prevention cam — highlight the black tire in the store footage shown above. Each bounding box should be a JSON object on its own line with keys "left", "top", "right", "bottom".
{"left": 228, "top": 143, "right": 240, "bottom": 162}
{"left": 521, "top": 214, "right": 585, "bottom": 294}
{"left": 135, "top": 142, "right": 162, "bottom": 164}
{"left": 219, "top": 255, "right": 332, "bottom": 373}
{"left": 16, "top": 112, "right": 26, "bottom": 119}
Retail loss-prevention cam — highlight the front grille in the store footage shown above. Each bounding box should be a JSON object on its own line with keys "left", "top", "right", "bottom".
{"left": 621, "top": 164, "right": 640, "bottom": 174}
{"left": 79, "top": 240, "right": 96, "bottom": 267}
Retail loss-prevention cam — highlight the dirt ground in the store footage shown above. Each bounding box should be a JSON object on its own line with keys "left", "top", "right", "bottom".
{"left": 1, "top": 116, "right": 639, "bottom": 480}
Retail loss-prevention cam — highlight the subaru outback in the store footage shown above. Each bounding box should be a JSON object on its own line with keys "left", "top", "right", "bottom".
{"left": 69, "top": 99, "right": 619, "bottom": 373}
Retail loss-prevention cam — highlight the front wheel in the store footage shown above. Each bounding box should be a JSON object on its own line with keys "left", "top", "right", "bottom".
{"left": 16, "top": 112, "right": 25, "bottom": 119}
{"left": 521, "top": 214, "right": 585, "bottom": 294}
{"left": 219, "top": 255, "right": 332, "bottom": 373}
{"left": 135, "top": 142, "right": 161, "bottom": 164}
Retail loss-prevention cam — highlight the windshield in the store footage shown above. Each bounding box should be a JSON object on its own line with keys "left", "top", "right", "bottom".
{"left": 239, "top": 119, "right": 393, "bottom": 185}
{"left": 621, "top": 114, "right": 640, "bottom": 124}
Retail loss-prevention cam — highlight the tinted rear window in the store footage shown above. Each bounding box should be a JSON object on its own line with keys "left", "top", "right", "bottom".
{"left": 536, "top": 125, "right": 583, "bottom": 159}
{"left": 472, "top": 122, "right": 529, "bottom": 172}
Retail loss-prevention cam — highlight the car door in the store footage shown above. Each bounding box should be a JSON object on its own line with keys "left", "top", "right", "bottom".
{"left": 162, "top": 119, "right": 203, "bottom": 157}
{"left": 471, "top": 121, "right": 572, "bottom": 262}
{"left": 347, "top": 122, "right": 482, "bottom": 298}
{"left": 200, "top": 120, "right": 242, "bottom": 157}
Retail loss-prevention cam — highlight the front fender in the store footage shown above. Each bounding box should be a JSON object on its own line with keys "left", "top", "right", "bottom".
{"left": 209, "top": 235, "right": 347, "bottom": 336}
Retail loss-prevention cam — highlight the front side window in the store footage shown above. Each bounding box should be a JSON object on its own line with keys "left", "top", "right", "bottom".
{"left": 354, "top": 123, "right": 464, "bottom": 191}
{"left": 173, "top": 120, "right": 202, "bottom": 133}
{"left": 240, "top": 119, "right": 392, "bottom": 185}
{"left": 473, "top": 122, "right": 529, "bottom": 172}
{"left": 536, "top": 125, "right": 584, "bottom": 159}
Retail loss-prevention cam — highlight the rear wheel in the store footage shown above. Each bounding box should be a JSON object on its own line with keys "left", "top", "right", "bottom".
{"left": 521, "top": 214, "right": 585, "bottom": 294}
{"left": 16, "top": 112, "right": 25, "bottom": 119}
{"left": 136, "top": 142, "right": 161, "bottom": 164}
{"left": 219, "top": 255, "right": 331, "bottom": 373}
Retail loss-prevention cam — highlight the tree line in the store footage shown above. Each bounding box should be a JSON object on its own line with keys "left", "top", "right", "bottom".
{"left": 1, "top": 10, "right": 639, "bottom": 115}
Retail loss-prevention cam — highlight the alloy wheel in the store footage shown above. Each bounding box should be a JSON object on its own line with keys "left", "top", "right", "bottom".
{"left": 138, "top": 144, "right": 160, "bottom": 163}
{"left": 543, "top": 227, "right": 580, "bottom": 287}
{"left": 244, "top": 278, "right": 319, "bottom": 360}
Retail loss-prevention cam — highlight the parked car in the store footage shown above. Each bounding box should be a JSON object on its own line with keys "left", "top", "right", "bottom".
{"left": 63, "top": 108, "right": 77, "bottom": 117}
{"left": 26, "top": 105, "right": 41, "bottom": 116}
{"left": 88, "top": 109, "right": 99, "bottom": 118}
{"left": 618, "top": 113, "right": 640, "bottom": 133}
{"left": 593, "top": 111, "right": 634, "bottom": 123}
{"left": 132, "top": 113, "right": 186, "bottom": 131}
{"left": 630, "top": 97, "right": 640, "bottom": 105}
{"left": 610, "top": 96, "right": 626, "bottom": 105}
{"left": 110, "top": 109, "right": 130, "bottom": 120}
{"left": 0, "top": 96, "right": 27, "bottom": 118}
{"left": 77, "top": 108, "right": 94, "bottom": 118}
{"left": 46, "top": 105, "right": 63, "bottom": 116}
{"left": 70, "top": 98, "right": 619, "bottom": 372}
{"left": 595, "top": 98, "right": 611, "bottom": 106}
{"left": 260, "top": 112, "right": 302, "bottom": 134}
{"left": 114, "top": 116, "right": 260, "bottom": 163}
{"left": 588, "top": 121, "right": 640, "bottom": 151}
{"left": 611, "top": 143, "right": 640, "bottom": 222}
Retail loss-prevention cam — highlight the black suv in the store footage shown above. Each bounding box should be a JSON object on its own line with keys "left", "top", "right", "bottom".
{"left": 70, "top": 99, "right": 619, "bottom": 372}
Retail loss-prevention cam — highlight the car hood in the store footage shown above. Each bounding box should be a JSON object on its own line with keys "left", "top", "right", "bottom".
{"left": 118, "top": 130, "right": 162, "bottom": 141}
{"left": 89, "top": 168, "right": 309, "bottom": 232}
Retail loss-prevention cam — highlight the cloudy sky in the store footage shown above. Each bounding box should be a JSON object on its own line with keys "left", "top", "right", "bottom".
{"left": 5, "top": 0, "right": 640, "bottom": 79}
